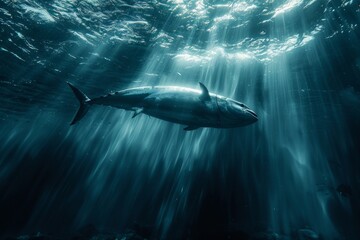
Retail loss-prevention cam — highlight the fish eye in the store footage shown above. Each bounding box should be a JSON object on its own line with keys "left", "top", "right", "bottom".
{"left": 233, "top": 102, "right": 247, "bottom": 108}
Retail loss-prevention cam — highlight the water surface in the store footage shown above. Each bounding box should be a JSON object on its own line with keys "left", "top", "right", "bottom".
{"left": 0, "top": 0, "right": 360, "bottom": 239}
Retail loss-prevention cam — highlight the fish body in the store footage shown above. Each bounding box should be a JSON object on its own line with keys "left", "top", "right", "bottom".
{"left": 67, "top": 82, "right": 258, "bottom": 130}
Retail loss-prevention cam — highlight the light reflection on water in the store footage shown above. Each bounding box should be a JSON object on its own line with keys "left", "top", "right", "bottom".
{"left": 0, "top": 0, "right": 359, "bottom": 238}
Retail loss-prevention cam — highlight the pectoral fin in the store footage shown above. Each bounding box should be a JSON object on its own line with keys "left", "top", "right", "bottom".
{"left": 132, "top": 108, "right": 143, "bottom": 118}
{"left": 184, "top": 125, "right": 200, "bottom": 131}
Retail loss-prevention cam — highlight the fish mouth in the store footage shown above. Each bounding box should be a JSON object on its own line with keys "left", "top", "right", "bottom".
{"left": 246, "top": 109, "right": 258, "bottom": 121}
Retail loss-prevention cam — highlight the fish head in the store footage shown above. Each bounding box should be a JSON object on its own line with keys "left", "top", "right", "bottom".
{"left": 218, "top": 98, "right": 258, "bottom": 127}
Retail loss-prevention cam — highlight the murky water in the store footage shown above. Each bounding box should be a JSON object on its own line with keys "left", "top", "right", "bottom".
{"left": 1, "top": 0, "right": 360, "bottom": 239}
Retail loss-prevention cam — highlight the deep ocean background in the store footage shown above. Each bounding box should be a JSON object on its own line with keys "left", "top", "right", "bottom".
{"left": 1, "top": 0, "right": 360, "bottom": 239}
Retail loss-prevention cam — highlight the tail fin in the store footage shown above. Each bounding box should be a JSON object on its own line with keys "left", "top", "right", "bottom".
{"left": 66, "top": 82, "right": 91, "bottom": 125}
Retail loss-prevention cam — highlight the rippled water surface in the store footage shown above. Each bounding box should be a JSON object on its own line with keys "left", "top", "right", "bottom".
{"left": 1, "top": 0, "right": 360, "bottom": 239}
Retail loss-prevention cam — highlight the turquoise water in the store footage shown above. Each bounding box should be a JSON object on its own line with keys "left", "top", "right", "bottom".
{"left": 0, "top": 1, "right": 359, "bottom": 239}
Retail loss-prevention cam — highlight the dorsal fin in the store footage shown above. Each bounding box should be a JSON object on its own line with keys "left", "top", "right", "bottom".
{"left": 199, "top": 82, "right": 211, "bottom": 101}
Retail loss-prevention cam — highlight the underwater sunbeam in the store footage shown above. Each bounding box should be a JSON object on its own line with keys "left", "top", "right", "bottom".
{"left": 0, "top": 0, "right": 359, "bottom": 239}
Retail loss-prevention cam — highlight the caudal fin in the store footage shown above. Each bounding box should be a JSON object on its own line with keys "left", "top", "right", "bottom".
{"left": 66, "top": 82, "right": 91, "bottom": 125}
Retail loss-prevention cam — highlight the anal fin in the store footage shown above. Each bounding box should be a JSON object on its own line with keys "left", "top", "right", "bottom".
{"left": 184, "top": 125, "right": 199, "bottom": 131}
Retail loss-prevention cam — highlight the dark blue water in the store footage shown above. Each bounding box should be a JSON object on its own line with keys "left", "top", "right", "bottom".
{"left": 1, "top": 0, "right": 360, "bottom": 239}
